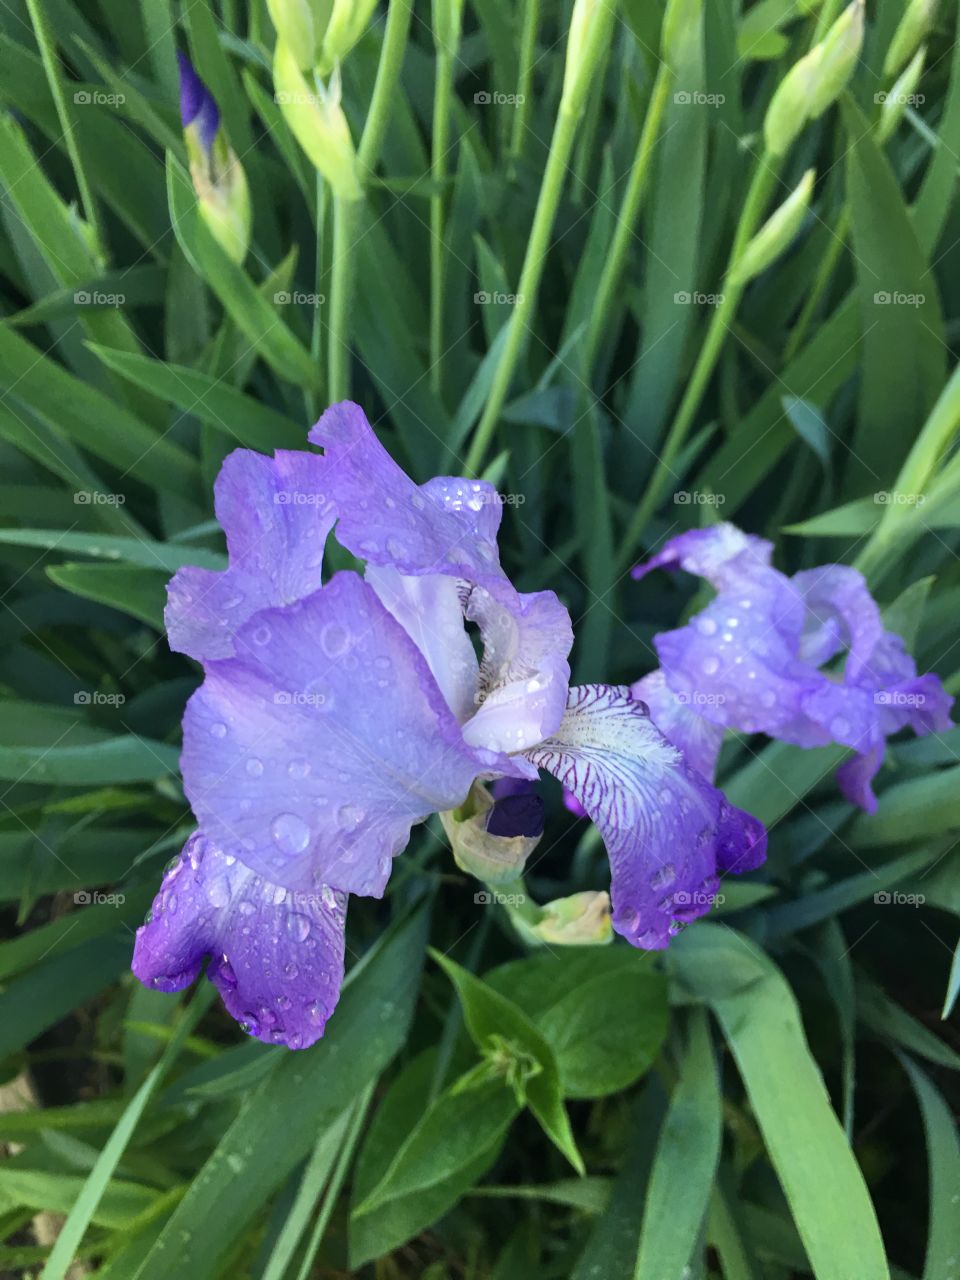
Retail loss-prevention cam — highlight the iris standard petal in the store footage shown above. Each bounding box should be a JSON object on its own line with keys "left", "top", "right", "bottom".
{"left": 523, "top": 685, "right": 766, "bottom": 949}
{"left": 632, "top": 523, "right": 775, "bottom": 590}
{"left": 311, "top": 401, "right": 573, "bottom": 744}
{"left": 132, "top": 832, "right": 346, "bottom": 1049}
{"left": 166, "top": 449, "right": 334, "bottom": 662}
{"left": 181, "top": 571, "right": 496, "bottom": 897}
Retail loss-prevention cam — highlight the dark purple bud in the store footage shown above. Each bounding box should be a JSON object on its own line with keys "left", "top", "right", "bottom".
{"left": 486, "top": 792, "right": 545, "bottom": 839}
{"left": 177, "top": 51, "right": 220, "bottom": 154}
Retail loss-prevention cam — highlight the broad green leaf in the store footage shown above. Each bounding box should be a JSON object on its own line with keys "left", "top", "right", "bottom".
{"left": 46, "top": 564, "right": 167, "bottom": 628}
{"left": 899, "top": 1056, "right": 960, "bottom": 1280}
{"left": 669, "top": 925, "right": 889, "bottom": 1280}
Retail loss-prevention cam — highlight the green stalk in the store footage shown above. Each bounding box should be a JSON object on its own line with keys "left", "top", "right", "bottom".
{"left": 25, "top": 0, "right": 105, "bottom": 253}
{"left": 325, "top": 0, "right": 413, "bottom": 403}
{"left": 328, "top": 192, "right": 360, "bottom": 403}
{"left": 617, "top": 150, "right": 781, "bottom": 568}
{"left": 465, "top": 1, "right": 618, "bottom": 474}
{"left": 509, "top": 0, "right": 541, "bottom": 164}
{"left": 581, "top": 61, "right": 672, "bottom": 377}
{"left": 430, "top": 43, "right": 456, "bottom": 395}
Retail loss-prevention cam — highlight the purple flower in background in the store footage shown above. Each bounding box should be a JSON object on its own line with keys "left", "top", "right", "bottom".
{"left": 633, "top": 523, "right": 954, "bottom": 811}
{"left": 134, "top": 406, "right": 766, "bottom": 1048}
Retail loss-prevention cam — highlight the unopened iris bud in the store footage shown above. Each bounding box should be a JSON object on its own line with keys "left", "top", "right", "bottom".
{"left": 526, "top": 891, "right": 613, "bottom": 946}
{"left": 884, "top": 0, "right": 938, "bottom": 78}
{"left": 273, "top": 42, "right": 362, "bottom": 199}
{"left": 440, "top": 782, "right": 543, "bottom": 884}
{"left": 320, "top": 0, "right": 379, "bottom": 72}
{"left": 266, "top": 0, "right": 325, "bottom": 71}
{"left": 877, "top": 48, "right": 926, "bottom": 142}
{"left": 729, "top": 168, "right": 815, "bottom": 286}
{"left": 177, "top": 52, "right": 251, "bottom": 264}
{"left": 561, "top": 0, "right": 618, "bottom": 117}
{"left": 764, "top": 1, "right": 865, "bottom": 156}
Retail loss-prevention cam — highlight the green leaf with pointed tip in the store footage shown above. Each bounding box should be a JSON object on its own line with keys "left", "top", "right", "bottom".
{"left": 431, "top": 950, "right": 584, "bottom": 1173}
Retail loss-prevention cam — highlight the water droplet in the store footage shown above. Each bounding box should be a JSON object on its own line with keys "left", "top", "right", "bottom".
{"left": 246, "top": 757, "right": 264, "bottom": 778}
{"left": 702, "top": 656, "right": 720, "bottom": 675}
{"left": 283, "top": 962, "right": 299, "bottom": 979}
{"left": 697, "top": 617, "right": 718, "bottom": 636}
{"left": 287, "top": 757, "right": 310, "bottom": 780}
{"left": 321, "top": 623, "right": 349, "bottom": 658}
{"left": 272, "top": 812, "right": 311, "bottom": 855}
{"left": 207, "top": 879, "right": 229, "bottom": 908}
{"left": 238, "top": 900, "right": 255, "bottom": 916}
{"left": 252, "top": 624, "right": 271, "bottom": 646}
{"left": 211, "top": 722, "right": 227, "bottom": 739}
{"left": 286, "top": 913, "right": 311, "bottom": 942}
{"left": 336, "top": 804, "right": 365, "bottom": 830}
{"left": 650, "top": 864, "right": 676, "bottom": 891}
{"left": 306, "top": 999, "right": 326, "bottom": 1025}
{"left": 218, "top": 957, "right": 237, "bottom": 986}
{"left": 831, "top": 715, "right": 851, "bottom": 738}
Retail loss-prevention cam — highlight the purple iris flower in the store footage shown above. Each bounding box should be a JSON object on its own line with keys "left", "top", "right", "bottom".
{"left": 633, "top": 523, "right": 954, "bottom": 811}
{"left": 177, "top": 51, "right": 220, "bottom": 156}
{"left": 134, "top": 405, "right": 765, "bottom": 1048}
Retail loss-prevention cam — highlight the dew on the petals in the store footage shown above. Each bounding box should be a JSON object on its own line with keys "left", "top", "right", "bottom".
{"left": 271, "top": 812, "right": 311, "bottom": 855}
{"left": 211, "top": 722, "right": 227, "bottom": 739}
{"left": 285, "top": 913, "right": 311, "bottom": 942}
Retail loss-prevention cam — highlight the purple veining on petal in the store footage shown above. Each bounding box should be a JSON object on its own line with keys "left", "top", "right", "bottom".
{"left": 630, "top": 669, "right": 725, "bottom": 781}
{"left": 132, "top": 832, "right": 345, "bottom": 1049}
{"left": 181, "top": 571, "right": 507, "bottom": 898}
{"left": 165, "top": 449, "right": 334, "bottom": 662}
{"left": 177, "top": 52, "right": 220, "bottom": 154}
{"left": 523, "top": 684, "right": 766, "bottom": 949}
{"left": 635, "top": 523, "right": 955, "bottom": 809}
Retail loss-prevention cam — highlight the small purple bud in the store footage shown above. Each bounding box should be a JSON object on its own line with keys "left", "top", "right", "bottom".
{"left": 177, "top": 51, "right": 220, "bottom": 155}
{"left": 487, "top": 792, "right": 545, "bottom": 839}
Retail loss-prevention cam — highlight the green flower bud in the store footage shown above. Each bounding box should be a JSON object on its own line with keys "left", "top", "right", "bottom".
{"left": 439, "top": 783, "right": 541, "bottom": 885}
{"left": 764, "top": 1, "right": 865, "bottom": 156}
{"left": 320, "top": 0, "right": 379, "bottom": 73}
{"left": 273, "top": 41, "right": 362, "bottom": 200}
{"left": 884, "top": 0, "right": 938, "bottom": 78}
{"left": 877, "top": 47, "right": 926, "bottom": 143}
{"left": 525, "top": 891, "right": 613, "bottom": 946}
{"left": 195, "top": 140, "right": 251, "bottom": 264}
{"left": 728, "top": 167, "right": 815, "bottom": 287}
{"left": 561, "top": 0, "right": 619, "bottom": 117}
{"left": 266, "top": 0, "right": 329, "bottom": 71}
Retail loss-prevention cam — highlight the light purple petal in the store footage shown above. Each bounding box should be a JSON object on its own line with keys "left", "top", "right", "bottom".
{"left": 309, "top": 401, "right": 502, "bottom": 581}
{"left": 311, "top": 401, "right": 573, "bottom": 744}
{"left": 836, "top": 743, "right": 884, "bottom": 814}
{"left": 523, "top": 685, "right": 766, "bottom": 949}
{"left": 460, "top": 581, "right": 573, "bottom": 754}
{"left": 632, "top": 523, "right": 775, "bottom": 590}
{"left": 365, "top": 566, "right": 479, "bottom": 722}
{"left": 630, "top": 669, "right": 725, "bottom": 780}
{"left": 177, "top": 52, "right": 220, "bottom": 153}
{"left": 182, "top": 572, "right": 497, "bottom": 898}
{"left": 166, "top": 449, "right": 334, "bottom": 662}
{"left": 132, "top": 832, "right": 345, "bottom": 1049}
{"left": 792, "top": 565, "right": 885, "bottom": 678}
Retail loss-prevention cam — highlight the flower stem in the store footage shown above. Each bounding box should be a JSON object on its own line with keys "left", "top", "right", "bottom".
{"left": 326, "top": 0, "right": 413, "bottom": 404}
{"left": 25, "top": 0, "right": 105, "bottom": 254}
{"left": 327, "top": 192, "right": 360, "bottom": 403}
{"left": 581, "top": 60, "right": 672, "bottom": 378}
{"left": 509, "top": 0, "right": 541, "bottom": 165}
{"left": 464, "top": 0, "right": 617, "bottom": 474}
{"left": 430, "top": 44, "right": 456, "bottom": 396}
{"left": 617, "top": 149, "right": 781, "bottom": 569}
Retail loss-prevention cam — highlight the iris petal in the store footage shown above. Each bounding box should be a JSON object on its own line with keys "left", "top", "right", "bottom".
{"left": 132, "top": 833, "right": 346, "bottom": 1049}
{"left": 166, "top": 449, "right": 334, "bottom": 662}
{"left": 523, "top": 685, "right": 766, "bottom": 949}
{"left": 181, "top": 571, "right": 499, "bottom": 897}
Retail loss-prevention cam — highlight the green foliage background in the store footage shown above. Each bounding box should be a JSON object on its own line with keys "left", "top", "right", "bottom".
{"left": 0, "top": 0, "right": 959, "bottom": 1277}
